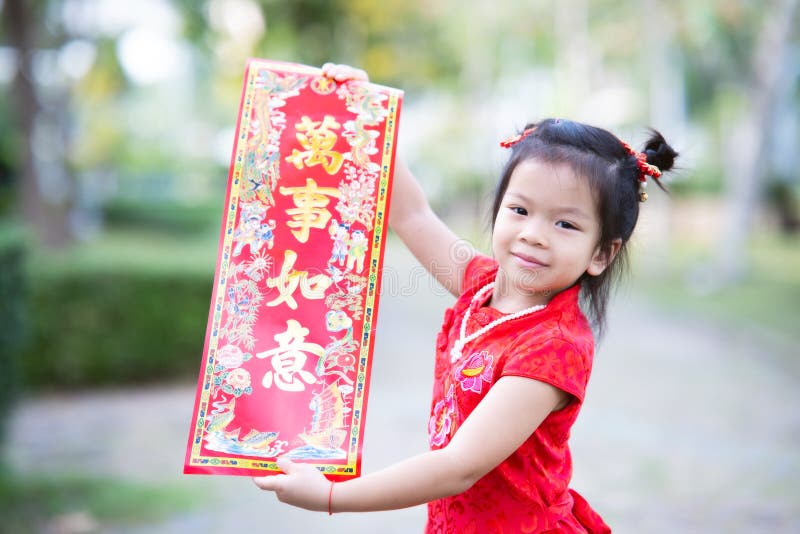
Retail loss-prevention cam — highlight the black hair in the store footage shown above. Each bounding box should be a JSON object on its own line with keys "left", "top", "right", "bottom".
{"left": 491, "top": 118, "right": 678, "bottom": 335}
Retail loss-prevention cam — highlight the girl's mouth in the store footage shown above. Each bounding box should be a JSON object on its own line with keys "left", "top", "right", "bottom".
{"left": 511, "top": 252, "right": 547, "bottom": 269}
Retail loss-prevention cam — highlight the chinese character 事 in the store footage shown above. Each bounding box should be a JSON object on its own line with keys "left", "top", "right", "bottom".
{"left": 279, "top": 178, "right": 341, "bottom": 243}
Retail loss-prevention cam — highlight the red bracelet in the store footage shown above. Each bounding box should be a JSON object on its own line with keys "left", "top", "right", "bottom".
{"left": 328, "top": 480, "right": 335, "bottom": 516}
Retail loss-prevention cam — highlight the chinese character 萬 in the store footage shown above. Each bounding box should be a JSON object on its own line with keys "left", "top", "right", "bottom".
{"left": 285, "top": 115, "right": 344, "bottom": 175}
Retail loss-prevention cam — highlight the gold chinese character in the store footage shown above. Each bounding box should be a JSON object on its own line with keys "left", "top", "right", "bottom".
{"left": 266, "top": 249, "right": 332, "bottom": 309}
{"left": 279, "top": 178, "right": 342, "bottom": 243}
{"left": 285, "top": 115, "right": 344, "bottom": 175}
{"left": 257, "top": 319, "right": 323, "bottom": 392}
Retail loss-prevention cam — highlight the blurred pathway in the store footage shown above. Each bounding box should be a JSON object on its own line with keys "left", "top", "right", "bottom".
{"left": 6, "top": 245, "right": 800, "bottom": 533}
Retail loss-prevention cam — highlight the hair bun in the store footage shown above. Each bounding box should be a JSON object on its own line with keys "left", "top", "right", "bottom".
{"left": 643, "top": 130, "right": 678, "bottom": 173}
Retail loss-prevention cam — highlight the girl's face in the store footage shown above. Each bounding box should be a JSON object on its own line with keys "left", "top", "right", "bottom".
{"left": 491, "top": 158, "right": 613, "bottom": 309}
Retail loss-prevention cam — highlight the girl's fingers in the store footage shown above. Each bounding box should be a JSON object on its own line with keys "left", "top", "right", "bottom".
{"left": 321, "top": 63, "right": 369, "bottom": 83}
{"left": 322, "top": 63, "right": 340, "bottom": 79}
{"left": 322, "top": 63, "right": 337, "bottom": 78}
{"left": 275, "top": 456, "right": 296, "bottom": 473}
{"left": 347, "top": 67, "right": 367, "bottom": 82}
{"left": 331, "top": 66, "right": 346, "bottom": 81}
{"left": 253, "top": 474, "right": 287, "bottom": 491}
{"left": 253, "top": 461, "right": 329, "bottom": 510}
{"left": 253, "top": 457, "right": 297, "bottom": 491}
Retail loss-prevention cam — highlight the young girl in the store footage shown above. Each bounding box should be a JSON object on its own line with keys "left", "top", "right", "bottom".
{"left": 254, "top": 63, "right": 678, "bottom": 533}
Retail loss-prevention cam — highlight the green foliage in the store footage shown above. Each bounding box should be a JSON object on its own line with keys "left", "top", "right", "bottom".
{"left": 22, "top": 234, "right": 216, "bottom": 389}
{"left": 669, "top": 165, "right": 725, "bottom": 196}
{"left": 0, "top": 469, "right": 201, "bottom": 532}
{"left": 103, "top": 199, "right": 220, "bottom": 235}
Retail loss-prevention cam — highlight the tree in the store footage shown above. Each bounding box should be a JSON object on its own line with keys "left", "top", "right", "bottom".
{"left": 718, "top": 0, "right": 798, "bottom": 281}
{"left": 2, "top": 0, "right": 72, "bottom": 246}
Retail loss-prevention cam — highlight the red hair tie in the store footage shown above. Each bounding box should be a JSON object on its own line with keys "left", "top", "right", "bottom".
{"left": 500, "top": 127, "right": 537, "bottom": 148}
{"left": 620, "top": 141, "right": 662, "bottom": 202}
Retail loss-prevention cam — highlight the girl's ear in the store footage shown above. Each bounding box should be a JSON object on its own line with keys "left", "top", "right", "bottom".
{"left": 587, "top": 238, "right": 622, "bottom": 276}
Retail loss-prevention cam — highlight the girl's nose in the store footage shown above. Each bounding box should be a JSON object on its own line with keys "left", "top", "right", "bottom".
{"left": 519, "top": 218, "right": 548, "bottom": 247}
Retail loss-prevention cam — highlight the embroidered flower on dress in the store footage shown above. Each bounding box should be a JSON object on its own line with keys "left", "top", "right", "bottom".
{"left": 455, "top": 350, "right": 494, "bottom": 394}
{"left": 428, "top": 385, "right": 456, "bottom": 447}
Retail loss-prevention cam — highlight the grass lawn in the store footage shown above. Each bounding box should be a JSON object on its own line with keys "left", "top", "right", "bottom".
{"left": 632, "top": 232, "right": 800, "bottom": 345}
{"left": 0, "top": 470, "right": 202, "bottom": 533}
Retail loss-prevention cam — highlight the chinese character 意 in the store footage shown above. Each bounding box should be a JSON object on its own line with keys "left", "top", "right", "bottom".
{"left": 266, "top": 249, "right": 332, "bottom": 309}
{"left": 279, "top": 178, "right": 342, "bottom": 243}
{"left": 257, "top": 319, "right": 324, "bottom": 392}
{"left": 285, "top": 115, "right": 344, "bottom": 175}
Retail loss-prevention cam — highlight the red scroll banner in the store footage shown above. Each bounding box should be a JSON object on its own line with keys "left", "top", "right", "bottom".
{"left": 184, "top": 59, "right": 402, "bottom": 478}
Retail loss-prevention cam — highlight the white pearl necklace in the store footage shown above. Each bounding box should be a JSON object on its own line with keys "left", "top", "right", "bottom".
{"left": 449, "top": 282, "right": 546, "bottom": 362}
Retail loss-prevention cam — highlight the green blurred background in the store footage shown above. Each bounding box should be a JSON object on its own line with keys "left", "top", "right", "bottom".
{"left": 0, "top": 0, "right": 797, "bottom": 532}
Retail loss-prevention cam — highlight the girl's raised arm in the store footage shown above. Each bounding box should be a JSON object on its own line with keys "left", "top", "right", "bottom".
{"left": 388, "top": 159, "right": 476, "bottom": 297}
{"left": 253, "top": 377, "right": 567, "bottom": 512}
{"left": 322, "top": 63, "right": 477, "bottom": 297}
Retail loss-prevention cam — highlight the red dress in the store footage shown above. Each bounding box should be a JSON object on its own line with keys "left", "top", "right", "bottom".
{"left": 425, "top": 255, "right": 611, "bottom": 533}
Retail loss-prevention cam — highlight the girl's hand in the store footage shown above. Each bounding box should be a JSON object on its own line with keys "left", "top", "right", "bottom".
{"left": 322, "top": 62, "right": 369, "bottom": 83}
{"left": 253, "top": 457, "right": 331, "bottom": 512}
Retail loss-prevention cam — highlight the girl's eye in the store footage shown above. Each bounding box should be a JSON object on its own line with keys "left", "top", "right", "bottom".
{"left": 509, "top": 206, "right": 527, "bottom": 216}
{"left": 556, "top": 220, "right": 577, "bottom": 230}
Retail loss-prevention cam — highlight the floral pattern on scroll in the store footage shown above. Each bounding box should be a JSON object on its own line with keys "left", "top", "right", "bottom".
{"left": 204, "top": 70, "right": 390, "bottom": 462}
